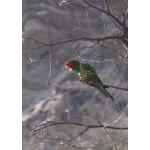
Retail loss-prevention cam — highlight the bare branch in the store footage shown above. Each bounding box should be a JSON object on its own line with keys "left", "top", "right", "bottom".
{"left": 66, "top": 127, "right": 89, "bottom": 143}
{"left": 104, "top": 128, "right": 119, "bottom": 150}
{"left": 23, "top": 35, "right": 125, "bottom": 48}
{"left": 45, "top": 48, "right": 52, "bottom": 86}
{"left": 82, "top": 0, "right": 123, "bottom": 27}
{"left": 101, "top": 43, "right": 128, "bottom": 65}
{"left": 32, "top": 121, "right": 128, "bottom": 132}
{"left": 103, "top": 84, "right": 128, "bottom": 91}
{"left": 105, "top": 105, "right": 128, "bottom": 127}
{"left": 104, "top": 0, "right": 109, "bottom": 12}
{"left": 23, "top": 45, "right": 46, "bottom": 55}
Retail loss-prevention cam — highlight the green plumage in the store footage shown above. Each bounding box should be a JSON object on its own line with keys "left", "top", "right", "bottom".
{"left": 67, "top": 60, "right": 114, "bottom": 101}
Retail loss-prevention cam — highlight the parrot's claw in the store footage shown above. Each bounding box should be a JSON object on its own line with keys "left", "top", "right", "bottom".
{"left": 79, "top": 76, "right": 89, "bottom": 85}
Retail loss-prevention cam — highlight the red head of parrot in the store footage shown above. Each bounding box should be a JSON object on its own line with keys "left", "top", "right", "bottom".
{"left": 66, "top": 61, "right": 75, "bottom": 71}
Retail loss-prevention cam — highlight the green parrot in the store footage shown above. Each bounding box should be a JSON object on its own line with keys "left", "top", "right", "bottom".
{"left": 66, "top": 60, "right": 114, "bottom": 101}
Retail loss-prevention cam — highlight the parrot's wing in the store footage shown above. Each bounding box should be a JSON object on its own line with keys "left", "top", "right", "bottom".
{"left": 84, "top": 63, "right": 97, "bottom": 74}
{"left": 84, "top": 63, "right": 104, "bottom": 85}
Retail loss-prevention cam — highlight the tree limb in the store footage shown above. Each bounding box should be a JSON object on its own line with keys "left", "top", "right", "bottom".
{"left": 103, "top": 84, "right": 128, "bottom": 91}
{"left": 22, "top": 35, "right": 125, "bottom": 48}
{"left": 32, "top": 121, "right": 128, "bottom": 132}
{"left": 82, "top": 0, "right": 123, "bottom": 27}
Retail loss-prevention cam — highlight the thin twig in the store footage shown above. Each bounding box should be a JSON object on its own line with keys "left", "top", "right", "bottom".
{"left": 104, "top": 105, "right": 128, "bottom": 127}
{"left": 23, "top": 35, "right": 125, "bottom": 47}
{"left": 32, "top": 121, "right": 128, "bottom": 132}
{"left": 103, "top": 84, "right": 128, "bottom": 91}
{"left": 23, "top": 45, "right": 46, "bottom": 55}
{"left": 66, "top": 127, "right": 89, "bottom": 143}
{"left": 82, "top": 0, "right": 123, "bottom": 27}
{"left": 101, "top": 43, "right": 128, "bottom": 65}
{"left": 104, "top": 0, "right": 109, "bottom": 12}
{"left": 45, "top": 48, "right": 52, "bottom": 86}
{"left": 104, "top": 128, "right": 119, "bottom": 150}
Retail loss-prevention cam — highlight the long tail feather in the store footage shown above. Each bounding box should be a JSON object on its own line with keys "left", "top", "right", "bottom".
{"left": 97, "top": 85, "right": 115, "bottom": 101}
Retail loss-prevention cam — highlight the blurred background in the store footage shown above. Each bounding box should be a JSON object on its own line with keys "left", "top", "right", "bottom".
{"left": 22, "top": 0, "right": 128, "bottom": 149}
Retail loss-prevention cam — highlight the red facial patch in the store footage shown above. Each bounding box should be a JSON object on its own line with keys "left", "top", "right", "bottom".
{"left": 66, "top": 61, "right": 74, "bottom": 70}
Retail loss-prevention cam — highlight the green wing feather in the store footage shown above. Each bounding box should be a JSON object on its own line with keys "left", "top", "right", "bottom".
{"left": 84, "top": 63, "right": 97, "bottom": 74}
{"left": 83, "top": 63, "right": 103, "bottom": 84}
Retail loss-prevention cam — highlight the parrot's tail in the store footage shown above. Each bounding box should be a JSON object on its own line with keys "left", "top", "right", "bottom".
{"left": 97, "top": 85, "right": 115, "bottom": 101}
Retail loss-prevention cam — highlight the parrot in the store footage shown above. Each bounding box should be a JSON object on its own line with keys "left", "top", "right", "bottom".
{"left": 66, "top": 60, "right": 114, "bottom": 101}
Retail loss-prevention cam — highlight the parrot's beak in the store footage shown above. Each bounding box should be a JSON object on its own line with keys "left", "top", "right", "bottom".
{"left": 66, "top": 65, "right": 72, "bottom": 71}
{"left": 66, "top": 65, "right": 68, "bottom": 70}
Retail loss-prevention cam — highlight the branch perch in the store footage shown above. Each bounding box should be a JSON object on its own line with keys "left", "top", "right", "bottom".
{"left": 103, "top": 84, "right": 128, "bottom": 91}
{"left": 22, "top": 35, "right": 124, "bottom": 48}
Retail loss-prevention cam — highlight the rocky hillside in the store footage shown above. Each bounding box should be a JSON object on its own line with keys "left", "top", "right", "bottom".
{"left": 22, "top": 0, "right": 128, "bottom": 150}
